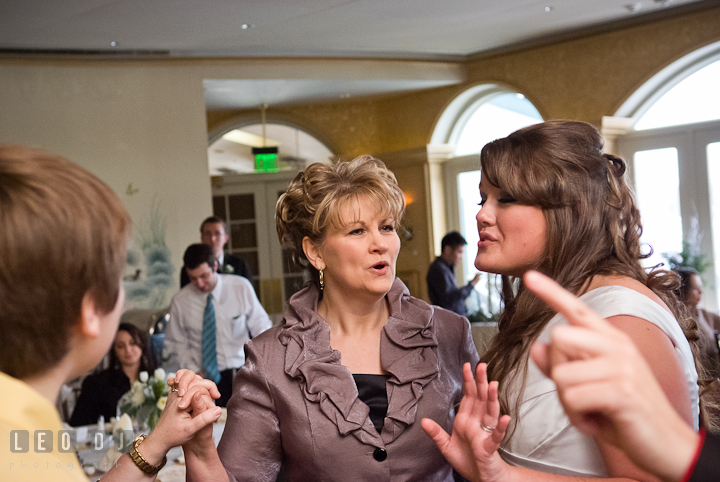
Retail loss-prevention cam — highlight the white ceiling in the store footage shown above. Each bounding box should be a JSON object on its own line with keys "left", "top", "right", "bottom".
{"left": 202, "top": 77, "right": 462, "bottom": 110}
{"left": 0, "top": 0, "right": 712, "bottom": 109}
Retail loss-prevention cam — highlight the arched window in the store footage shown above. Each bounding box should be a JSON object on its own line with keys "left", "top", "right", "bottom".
{"left": 431, "top": 85, "right": 542, "bottom": 319}
{"left": 451, "top": 92, "right": 542, "bottom": 156}
{"left": 616, "top": 41, "right": 720, "bottom": 310}
{"left": 635, "top": 58, "right": 720, "bottom": 130}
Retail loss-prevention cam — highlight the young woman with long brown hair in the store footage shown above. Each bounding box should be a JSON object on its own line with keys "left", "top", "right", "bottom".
{"left": 69, "top": 323, "right": 156, "bottom": 426}
{"left": 423, "top": 120, "right": 702, "bottom": 482}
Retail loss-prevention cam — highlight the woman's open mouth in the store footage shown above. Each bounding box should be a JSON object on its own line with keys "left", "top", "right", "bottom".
{"left": 371, "top": 261, "right": 390, "bottom": 274}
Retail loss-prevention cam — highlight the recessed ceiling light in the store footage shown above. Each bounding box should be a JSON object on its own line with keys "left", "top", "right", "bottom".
{"left": 241, "top": 24, "right": 255, "bottom": 30}
{"left": 544, "top": 6, "right": 553, "bottom": 12}
{"left": 110, "top": 41, "right": 117, "bottom": 47}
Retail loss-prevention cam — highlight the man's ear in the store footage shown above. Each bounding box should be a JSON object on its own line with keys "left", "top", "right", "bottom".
{"left": 78, "top": 293, "right": 101, "bottom": 340}
{"left": 302, "top": 236, "right": 325, "bottom": 271}
{"left": 213, "top": 260, "right": 219, "bottom": 272}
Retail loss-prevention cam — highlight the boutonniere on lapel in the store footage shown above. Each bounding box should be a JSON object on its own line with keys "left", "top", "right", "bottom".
{"left": 222, "top": 264, "right": 235, "bottom": 274}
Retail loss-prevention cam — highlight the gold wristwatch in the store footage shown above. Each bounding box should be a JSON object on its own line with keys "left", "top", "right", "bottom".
{"left": 129, "top": 434, "right": 167, "bottom": 475}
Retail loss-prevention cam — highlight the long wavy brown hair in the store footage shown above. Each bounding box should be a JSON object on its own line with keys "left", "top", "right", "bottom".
{"left": 478, "top": 120, "right": 708, "bottom": 434}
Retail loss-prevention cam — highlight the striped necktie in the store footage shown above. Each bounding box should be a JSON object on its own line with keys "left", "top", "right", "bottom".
{"left": 201, "top": 293, "right": 221, "bottom": 384}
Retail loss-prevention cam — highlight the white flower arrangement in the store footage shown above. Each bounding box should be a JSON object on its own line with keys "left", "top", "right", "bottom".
{"left": 117, "top": 369, "right": 172, "bottom": 431}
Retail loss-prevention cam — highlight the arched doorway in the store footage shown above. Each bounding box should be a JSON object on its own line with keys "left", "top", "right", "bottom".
{"left": 208, "top": 123, "right": 334, "bottom": 320}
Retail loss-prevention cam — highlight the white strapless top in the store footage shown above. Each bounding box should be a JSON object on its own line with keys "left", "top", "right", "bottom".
{"left": 499, "top": 285, "right": 699, "bottom": 477}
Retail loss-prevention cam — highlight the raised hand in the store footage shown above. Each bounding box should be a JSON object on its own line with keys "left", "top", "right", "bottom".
{"left": 421, "top": 363, "right": 511, "bottom": 482}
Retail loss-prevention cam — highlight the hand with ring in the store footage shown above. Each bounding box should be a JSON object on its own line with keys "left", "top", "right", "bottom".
{"left": 421, "top": 363, "right": 511, "bottom": 482}
{"left": 106, "top": 375, "right": 222, "bottom": 479}
{"left": 480, "top": 421, "right": 496, "bottom": 433}
{"left": 166, "top": 369, "right": 222, "bottom": 456}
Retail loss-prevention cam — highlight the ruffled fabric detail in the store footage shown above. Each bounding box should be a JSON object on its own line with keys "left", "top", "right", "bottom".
{"left": 278, "top": 278, "right": 439, "bottom": 448}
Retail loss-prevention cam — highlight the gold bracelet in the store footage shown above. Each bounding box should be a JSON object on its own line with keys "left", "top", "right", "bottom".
{"left": 129, "top": 434, "right": 167, "bottom": 476}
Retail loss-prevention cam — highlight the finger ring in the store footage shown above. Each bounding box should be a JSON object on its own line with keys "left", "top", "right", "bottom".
{"left": 170, "top": 387, "right": 179, "bottom": 393}
{"left": 481, "top": 422, "right": 496, "bottom": 433}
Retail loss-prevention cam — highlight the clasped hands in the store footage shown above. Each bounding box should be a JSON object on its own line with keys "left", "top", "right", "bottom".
{"left": 141, "top": 370, "right": 222, "bottom": 460}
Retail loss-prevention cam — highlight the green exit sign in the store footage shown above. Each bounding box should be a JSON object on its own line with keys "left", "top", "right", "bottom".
{"left": 252, "top": 147, "right": 279, "bottom": 172}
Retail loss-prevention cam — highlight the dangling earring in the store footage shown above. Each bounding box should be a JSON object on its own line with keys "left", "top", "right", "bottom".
{"left": 319, "top": 269, "right": 324, "bottom": 291}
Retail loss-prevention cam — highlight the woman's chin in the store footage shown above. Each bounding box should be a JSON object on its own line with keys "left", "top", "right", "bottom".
{"left": 364, "top": 277, "right": 395, "bottom": 298}
{"left": 474, "top": 260, "right": 499, "bottom": 275}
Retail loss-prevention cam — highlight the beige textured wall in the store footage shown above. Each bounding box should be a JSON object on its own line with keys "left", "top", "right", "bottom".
{"left": 0, "top": 59, "right": 213, "bottom": 306}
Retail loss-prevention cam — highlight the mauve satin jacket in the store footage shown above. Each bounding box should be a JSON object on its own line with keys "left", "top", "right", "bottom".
{"left": 217, "top": 278, "right": 480, "bottom": 482}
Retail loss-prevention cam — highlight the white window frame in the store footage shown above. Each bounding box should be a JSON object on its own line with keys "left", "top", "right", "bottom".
{"left": 613, "top": 41, "right": 720, "bottom": 310}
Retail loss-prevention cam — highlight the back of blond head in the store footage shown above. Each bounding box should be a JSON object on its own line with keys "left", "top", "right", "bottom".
{"left": 0, "top": 145, "right": 130, "bottom": 379}
{"left": 275, "top": 155, "right": 405, "bottom": 283}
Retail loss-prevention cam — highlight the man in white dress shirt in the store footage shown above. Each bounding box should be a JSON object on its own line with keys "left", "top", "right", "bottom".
{"left": 164, "top": 244, "right": 272, "bottom": 406}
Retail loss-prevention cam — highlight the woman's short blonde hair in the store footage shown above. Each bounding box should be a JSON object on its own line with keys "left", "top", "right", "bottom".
{"left": 276, "top": 155, "right": 405, "bottom": 278}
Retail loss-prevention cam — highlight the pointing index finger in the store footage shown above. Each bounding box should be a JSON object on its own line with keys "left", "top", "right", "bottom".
{"left": 523, "top": 271, "right": 612, "bottom": 333}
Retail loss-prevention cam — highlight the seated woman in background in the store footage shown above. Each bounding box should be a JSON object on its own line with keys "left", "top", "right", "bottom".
{"left": 676, "top": 267, "right": 720, "bottom": 378}
{"left": 423, "top": 120, "right": 704, "bottom": 481}
{"left": 175, "top": 156, "right": 479, "bottom": 482}
{"left": 70, "top": 322, "right": 156, "bottom": 426}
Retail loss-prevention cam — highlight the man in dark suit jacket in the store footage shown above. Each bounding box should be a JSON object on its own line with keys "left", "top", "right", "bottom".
{"left": 180, "top": 216, "right": 254, "bottom": 290}
{"left": 426, "top": 231, "right": 480, "bottom": 316}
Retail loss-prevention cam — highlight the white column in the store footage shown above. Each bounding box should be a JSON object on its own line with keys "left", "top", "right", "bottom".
{"left": 601, "top": 116, "right": 633, "bottom": 155}
{"left": 425, "top": 144, "right": 456, "bottom": 257}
